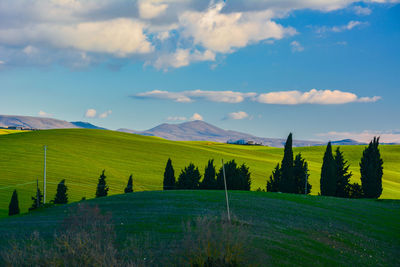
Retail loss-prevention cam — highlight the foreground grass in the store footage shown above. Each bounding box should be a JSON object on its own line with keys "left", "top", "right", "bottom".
{"left": 0, "top": 129, "right": 399, "bottom": 216}
{"left": 0, "top": 191, "right": 398, "bottom": 266}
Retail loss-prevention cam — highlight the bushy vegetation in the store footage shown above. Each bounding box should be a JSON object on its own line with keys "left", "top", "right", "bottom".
{"left": 52, "top": 179, "right": 68, "bottom": 204}
{"left": 95, "top": 170, "right": 109, "bottom": 198}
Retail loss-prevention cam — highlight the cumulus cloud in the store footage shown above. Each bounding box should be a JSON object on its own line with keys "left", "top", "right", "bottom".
{"left": 225, "top": 111, "right": 249, "bottom": 120}
{"left": 256, "top": 89, "right": 380, "bottom": 105}
{"left": 84, "top": 108, "right": 97, "bottom": 118}
{"left": 135, "top": 89, "right": 380, "bottom": 105}
{"left": 190, "top": 113, "right": 203, "bottom": 121}
{"left": 316, "top": 130, "right": 400, "bottom": 143}
{"left": 38, "top": 110, "right": 53, "bottom": 117}
{"left": 134, "top": 90, "right": 257, "bottom": 103}
{"left": 0, "top": 60, "right": 4, "bottom": 65}
{"left": 290, "top": 41, "right": 304, "bottom": 52}
{"left": 0, "top": 0, "right": 395, "bottom": 69}
{"left": 99, "top": 110, "right": 112, "bottom": 119}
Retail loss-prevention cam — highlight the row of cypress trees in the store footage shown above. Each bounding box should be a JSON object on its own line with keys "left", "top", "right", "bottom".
{"left": 267, "top": 133, "right": 384, "bottom": 199}
{"left": 320, "top": 137, "right": 383, "bottom": 198}
{"left": 8, "top": 170, "right": 135, "bottom": 216}
{"left": 163, "top": 158, "right": 251, "bottom": 191}
{"left": 266, "top": 133, "right": 312, "bottom": 194}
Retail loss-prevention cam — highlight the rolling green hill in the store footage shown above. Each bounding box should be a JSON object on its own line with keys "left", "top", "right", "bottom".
{"left": 0, "top": 129, "right": 399, "bottom": 216}
{"left": 0, "top": 191, "right": 398, "bottom": 266}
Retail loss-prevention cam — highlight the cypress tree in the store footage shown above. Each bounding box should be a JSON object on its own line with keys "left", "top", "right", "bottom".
{"left": 239, "top": 163, "right": 251, "bottom": 191}
{"left": 163, "top": 158, "right": 176, "bottom": 190}
{"left": 8, "top": 189, "right": 20, "bottom": 216}
{"left": 29, "top": 186, "right": 43, "bottom": 211}
{"left": 267, "top": 163, "right": 281, "bottom": 192}
{"left": 293, "top": 153, "right": 311, "bottom": 194}
{"left": 95, "top": 170, "right": 109, "bottom": 198}
{"left": 177, "top": 163, "right": 201, "bottom": 189}
{"left": 200, "top": 159, "right": 217, "bottom": 189}
{"left": 53, "top": 179, "right": 68, "bottom": 204}
{"left": 216, "top": 160, "right": 240, "bottom": 190}
{"left": 334, "top": 147, "right": 352, "bottom": 198}
{"left": 279, "top": 133, "right": 295, "bottom": 193}
{"left": 360, "top": 137, "right": 383, "bottom": 198}
{"left": 320, "top": 142, "right": 336, "bottom": 196}
{"left": 125, "top": 174, "right": 134, "bottom": 193}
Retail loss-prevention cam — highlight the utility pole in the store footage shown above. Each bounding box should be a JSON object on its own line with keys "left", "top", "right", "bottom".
{"left": 221, "top": 159, "right": 231, "bottom": 222}
{"left": 36, "top": 179, "right": 39, "bottom": 208}
{"left": 43, "top": 145, "right": 47, "bottom": 204}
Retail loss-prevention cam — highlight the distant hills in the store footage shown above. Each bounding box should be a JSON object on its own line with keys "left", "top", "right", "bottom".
{"left": 0, "top": 115, "right": 375, "bottom": 147}
{"left": 118, "top": 120, "right": 366, "bottom": 147}
{"left": 0, "top": 115, "right": 106, "bottom": 130}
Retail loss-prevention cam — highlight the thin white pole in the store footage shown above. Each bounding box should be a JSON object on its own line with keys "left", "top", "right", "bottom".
{"left": 221, "top": 159, "right": 231, "bottom": 222}
{"left": 43, "top": 145, "right": 47, "bottom": 203}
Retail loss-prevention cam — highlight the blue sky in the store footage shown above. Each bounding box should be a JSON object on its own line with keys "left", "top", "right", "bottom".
{"left": 0, "top": 0, "right": 399, "bottom": 142}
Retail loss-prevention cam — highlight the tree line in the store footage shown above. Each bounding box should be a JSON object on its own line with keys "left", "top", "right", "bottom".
{"left": 266, "top": 133, "right": 383, "bottom": 199}
{"left": 163, "top": 158, "right": 251, "bottom": 191}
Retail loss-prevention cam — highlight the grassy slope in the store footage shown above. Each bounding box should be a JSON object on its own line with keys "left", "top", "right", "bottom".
{"left": 0, "top": 129, "right": 399, "bottom": 216}
{"left": 0, "top": 191, "right": 398, "bottom": 266}
{"left": 0, "top": 129, "right": 28, "bottom": 135}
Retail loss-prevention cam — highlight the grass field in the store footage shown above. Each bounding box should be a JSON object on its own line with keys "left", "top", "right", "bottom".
{"left": 0, "top": 129, "right": 28, "bottom": 135}
{"left": 0, "top": 190, "right": 398, "bottom": 266}
{"left": 0, "top": 129, "right": 399, "bottom": 217}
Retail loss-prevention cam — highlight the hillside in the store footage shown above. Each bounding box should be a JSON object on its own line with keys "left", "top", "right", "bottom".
{"left": 0, "top": 115, "right": 78, "bottom": 129}
{"left": 0, "top": 191, "right": 398, "bottom": 266}
{"left": 119, "top": 120, "right": 328, "bottom": 147}
{"left": 0, "top": 129, "right": 399, "bottom": 216}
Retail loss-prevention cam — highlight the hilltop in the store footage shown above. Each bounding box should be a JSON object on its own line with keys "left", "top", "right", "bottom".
{"left": 0, "top": 129, "right": 399, "bottom": 216}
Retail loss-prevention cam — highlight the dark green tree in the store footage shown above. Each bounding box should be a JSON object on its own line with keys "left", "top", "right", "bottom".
{"left": 124, "top": 174, "right": 134, "bottom": 193}
{"left": 320, "top": 142, "right": 336, "bottom": 196}
{"left": 360, "top": 137, "right": 383, "bottom": 198}
{"left": 334, "top": 147, "right": 352, "bottom": 198}
{"left": 348, "top": 183, "right": 363, "bottom": 199}
{"left": 53, "top": 179, "right": 68, "bottom": 204}
{"left": 239, "top": 163, "right": 251, "bottom": 191}
{"left": 177, "top": 163, "right": 201, "bottom": 189}
{"left": 29, "top": 186, "right": 43, "bottom": 211}
{"left": 267, "top": 163, "right": 281, "bottom": 192}
{"left": 279, "top": 133, "right": 295, "bottom": 193}
{"left": 95, "top": 170, "right": 109, "bottom": 198}
{"left": 8, "top": 189, "right": 20, "bottom": 216}
{"left": 200, "top": 159, "right": 217, "bottom": 189}
{"left": 293, "top": 153, "right": 312, "bottom": 194}
{"left": 163, "top": 158, "right": 176, "bottom": 190}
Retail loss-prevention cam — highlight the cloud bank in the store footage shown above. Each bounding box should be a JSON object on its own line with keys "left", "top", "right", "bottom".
{"left": 134, "top": 89, "right": 380, "bottom": 105}
{"left": 317, "top": 130, "right": 400, "bottom": 143}
{"left": 0, "top": 0, "right": 395, "bottom": 69}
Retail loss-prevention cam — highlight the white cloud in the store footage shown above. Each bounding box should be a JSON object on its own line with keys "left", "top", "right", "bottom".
{"left": 190, "top": 113, "right": 203, "bottom": 121}
{"left": 316, "top": 20, "right": 368, "bottom": 34}
{"left": 316, "top": 130, "right": 400, "bottom": 143}
{"left": 0, "top": 60, "right": 4, "bottom": 65}
{"left": 167, "top": 116, "right": 187, "bottom": 121}
{"left": 354, "top": 6, "right": 372, "bottom": 15}
{"left": 138, "top": 0, "right": 168, "bottom": 19}
{"left": 99, "top": 110, "right": 112, "bottom": 119}
{"left": 154, "top": 49, "right": 215, "bottom": 69}
{"left": 179, "top": 3, "right": 296, "bottom": 54}
{"left": 38, "top": 110, "right": 53, "bottom": 117}
{"left": 226, "top": 111, "right": 249, "bottom": 120}
{"left": 84, "top": 108, "right": 97, "bottom": 118}
{"left": 256, "top": 89, "right": 380, "bottom": 105}
{"left": 136, "top": 89, "right": 380, "bottom": 105}
{"left": 135, "top": 90, "right": 257, "bottom": 103}
{"left": 23, "top": 45, "right": 39, "bottom": 55}
{"left": 290, "top": 41, "right": 304, "bottom": 52}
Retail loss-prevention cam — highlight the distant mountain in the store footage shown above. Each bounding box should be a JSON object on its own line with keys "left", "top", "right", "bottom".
{"left": 0, "top": 115, "right": 78, "bottom": 129}
{"left": 70, "top": 121, "right": 107, "bottom": 130}
{"left": 118, "top": 120, "right": 324, "bottom": 148}
{"left": 330, "top": 139, "right": 366, "bottom": 146}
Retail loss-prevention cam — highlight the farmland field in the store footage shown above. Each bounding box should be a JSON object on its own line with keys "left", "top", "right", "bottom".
{"left": 0, "top": 190, "right": 398, "bottom": 266}
{"left": 0, "top": 129, "right": 399, "bottom": 216}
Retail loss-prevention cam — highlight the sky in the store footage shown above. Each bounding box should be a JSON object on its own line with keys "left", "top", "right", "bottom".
{"left": 0, "top": 0, "right": 399, "bottom": 142}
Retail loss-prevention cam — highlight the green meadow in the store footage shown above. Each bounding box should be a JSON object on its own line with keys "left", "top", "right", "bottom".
{"left": 0, "top": 191, "right": 398, "bottom": 266}
{"left": 0, "top": 129, "right": 399, "bottom": 216}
